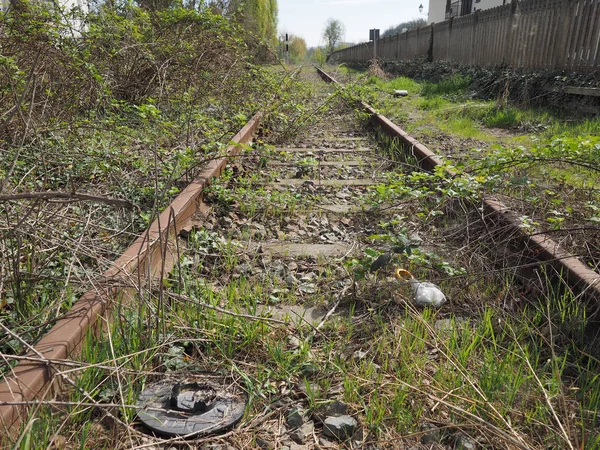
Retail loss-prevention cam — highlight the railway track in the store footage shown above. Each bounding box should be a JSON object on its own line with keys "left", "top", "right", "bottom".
{"left": 1, "top": 68, "right": 599, "bottom": 448}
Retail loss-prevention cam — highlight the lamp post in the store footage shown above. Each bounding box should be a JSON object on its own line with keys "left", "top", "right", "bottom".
{"left": 418, "top": 3, "right": 427, "bottom": 20}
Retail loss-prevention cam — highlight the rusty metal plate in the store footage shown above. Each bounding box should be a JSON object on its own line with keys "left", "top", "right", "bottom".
{"left": 136, "top": 376, "right": 246, "bottom": 438}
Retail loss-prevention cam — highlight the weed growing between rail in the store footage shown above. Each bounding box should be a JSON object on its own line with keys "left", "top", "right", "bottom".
{"left": 1, "top": 64, "right": 343, "bottom": 445}
{"left": 16, "top": 296, "right": 600, "bottom": 447}
{"left": 18, "top": 262, "right": 600, "bottom": 448}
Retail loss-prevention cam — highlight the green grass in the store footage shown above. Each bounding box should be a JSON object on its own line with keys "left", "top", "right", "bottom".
{"left": 481, "top": 106, "right": 520, "bottom": 128}
{"left": 331, "top": 64, "right": 365, "bottom": 79}
{"left": 356, "top": 72, "right": 600, "bottom": 245}
{"left": 316, "top": 281, "right": 599, "bottom": 448}
{"left": 421, "top": 74, "right": 471, "bottom": 98}
{"left": 366, "top": 75, "right": 421, "bottom": 94}
{"left": 543, "top": 115, "right": 600, "bottom": 138}
{"left": 365, "top": 73, "right": 599, "bottom": 140}
{"left": 438, "top": 116, "right": 489, "bottom": 139}
{"left": 417, "top": 96, "right": 449, "bottom": 111}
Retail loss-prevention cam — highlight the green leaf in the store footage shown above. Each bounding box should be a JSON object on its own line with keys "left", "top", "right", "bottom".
{"left": 364, "top": 248, "right": 380, "bottom": 258}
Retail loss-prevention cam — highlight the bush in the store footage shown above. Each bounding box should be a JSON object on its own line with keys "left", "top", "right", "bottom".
{"left": 0, "top": 1, "right": 291, "bottom": 324}
{"left": 0, "top": 2, "right": 261, "bottom": 144}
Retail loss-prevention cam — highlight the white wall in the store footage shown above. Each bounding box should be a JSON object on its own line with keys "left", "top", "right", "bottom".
{"left": 0, "top": 0, "right": 88, "bottom": 33}
{"left": 58, "top": 0, "right": 89, "bottom": 35}
{"left": 472, "top": 0, "right": 506, "bottom": 13}
{"left": 428, "top": 0, "right": 507, "bottom": 22}
{"left": 0, "top": 0, "right": 88, "bottom": 16}
{"left": 428, "top": 0, "right": 447, "bottom": 23}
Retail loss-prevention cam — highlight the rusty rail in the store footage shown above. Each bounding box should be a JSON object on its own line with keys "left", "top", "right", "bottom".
{"left": 0, "top": 112, "right": 262, "bottom": 435}
{"left": 317, "top": 67, "right": 600, "bottom": 301}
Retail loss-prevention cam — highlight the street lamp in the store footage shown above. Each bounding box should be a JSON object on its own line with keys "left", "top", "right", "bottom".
{"left": 418, "top": 3, "right": 423, "bottom": 14}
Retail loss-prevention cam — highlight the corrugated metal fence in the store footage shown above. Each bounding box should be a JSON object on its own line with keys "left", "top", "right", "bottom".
{"left": 328, "top": 0, "right": 600, "bottom": 73}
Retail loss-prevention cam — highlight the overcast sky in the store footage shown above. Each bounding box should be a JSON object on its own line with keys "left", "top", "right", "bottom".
{"left": 278, "top": 0, "right": 427, "bottom": 48}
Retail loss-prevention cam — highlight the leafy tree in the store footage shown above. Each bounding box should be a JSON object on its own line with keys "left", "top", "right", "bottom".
{"left": 135, "top": 0, "right": 175, "bottom": 11}
{"left": 309, "top": 47, "right": 326, "bottom": 66}
{"left": 229, "top": 0, "right": 277, "bottom": 45}
{"left": 288, "top": 35, "right": 306, "bottom": 63}
{"left": 322, "top": 18, "right": 344, "bottom": 54}
{"left": 200, "top": 0, "right": 232, "bottom": 11}
{"left": 146, "top": 0, "right": 278, "bottom": 53}
{"left": 381, "top": 18, "right": 426, "bottom": 38}
{"left": 224, "top": 0, "right": 277, "bottom": 60}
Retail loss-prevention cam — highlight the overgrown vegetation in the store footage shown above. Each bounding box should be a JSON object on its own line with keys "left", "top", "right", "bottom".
{"left": 12, "top": 85, "right": 600, "bottom": 448}
{"left": 0, "top": 1, "right": 306, "bottom": 367}
{"left": 2, "top": 4, "right": 600, "bottom": 446}
{"left": 273, "top": 67, "right": 600, "bottom": 447}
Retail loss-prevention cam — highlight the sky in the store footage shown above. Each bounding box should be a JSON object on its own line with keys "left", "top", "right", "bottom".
{"left": 277, "top": 0, "right": 428, "bottom": 48}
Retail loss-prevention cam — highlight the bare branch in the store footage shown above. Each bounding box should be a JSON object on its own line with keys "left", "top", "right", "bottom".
{"left": 0, "top": 191, "right": 134, "bottom": 208}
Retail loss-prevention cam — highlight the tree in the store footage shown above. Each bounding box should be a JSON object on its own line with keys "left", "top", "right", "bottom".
{"left": 288, "top": 36, "right": 307, "bottom": 63}
{"left": 322, "top": 18, "right": 345, "bottom": 54}
{"left": 381, "top": 18, "right": 427, "bottom": 38}
{"left": 309, "top": 47, "right": 326, "bottom": 66}
{"left": 135, "top": 0, "right": 178, "bottom": 11}
{"left": 222, "top": 0, "right": 277, "bottom": 61}
{"left": 228, "top": 0, "right": 278, "bottom": 45}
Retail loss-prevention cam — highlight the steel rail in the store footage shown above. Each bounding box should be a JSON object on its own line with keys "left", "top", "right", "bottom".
{"left": 316, "top": 67, "right": 600, "bottom": 302}
{"left": 0, "top": 112, "right": 263, "bottom": 436}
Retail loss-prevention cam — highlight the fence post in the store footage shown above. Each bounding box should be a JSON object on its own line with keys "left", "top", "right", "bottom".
{"left": 470, "top": 10, "right": 480, "bottom": 66}
{"left": 448, "top": 16, "right": 453, "bottom": 61}
{"left": 372, "top": 33, "right": 378, "bottom": 61}
{"left": 504, "top": 0, "right": 518, "bottom": 66}
{"left": 428, "top": 25, "right": 434, "bottom": 62}
{"left": 553, "top": 0, "right": 574, "bottom": 69}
